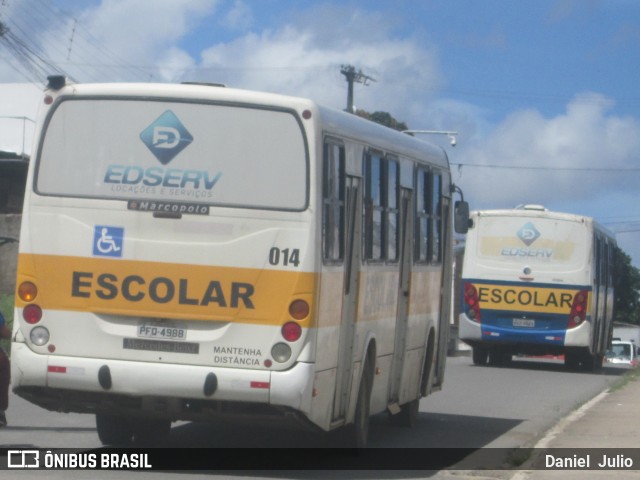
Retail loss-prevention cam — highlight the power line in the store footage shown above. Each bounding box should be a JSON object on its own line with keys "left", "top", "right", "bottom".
{"left": 604, "top": 220, "right": 640, "bottom": 226}
{"left": 0, "top": 1, "right": 151, "bottom": 83}
{"left": 451, "top": 163, "right": 640, "bottom": 172}
{"left": 612, "top": 229, "right": 640, "bottom": 234}
{"left": 0, "top": 19, "right": 70, "bottom": 83}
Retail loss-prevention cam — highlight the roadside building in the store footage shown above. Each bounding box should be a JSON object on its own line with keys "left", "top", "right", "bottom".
{"left": 0, "top": 82, "right": 40, "bottom": 294}
{"left": 612, "top": 321, "right": 640, "bottom": 347}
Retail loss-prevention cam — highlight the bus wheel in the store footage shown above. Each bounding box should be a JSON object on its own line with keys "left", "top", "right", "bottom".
{"left": 579, "top": 351, "right": 603, "bottom": 372}
{"left": 132, "top": 418, "right": 172, "bottom": 445}
{"left": 347, "top": 360, "right": 372, "bottom": 448}
{"left": 565, "top": 350, "right": 580, "bottom": 370}
{"left": 488, "top": 349, "right": 511, "bottom": 367}
{"left": 472, "top": 347, "right": 489, "bottom": 366}
{"left": 96, "top": 414, "right": 133, "bottom": 446}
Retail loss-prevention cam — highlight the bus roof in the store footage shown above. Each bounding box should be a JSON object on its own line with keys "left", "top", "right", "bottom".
{"left": 315, "top": 103, "right": 449, "bottom": 169}
{"left": 471, "top": 206, "right": 616, "bottom": 240}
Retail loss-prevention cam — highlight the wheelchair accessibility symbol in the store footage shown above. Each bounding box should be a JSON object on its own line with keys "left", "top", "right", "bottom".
{"left": 93, "top": 226, "right": 124, "bottom": 257}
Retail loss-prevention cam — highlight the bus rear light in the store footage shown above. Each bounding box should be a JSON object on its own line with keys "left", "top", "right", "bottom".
{"left": 568, "top": 289, "right": 588, "bottom": 328}
{"left": 289, "top": 299, "right": 309, "bottom": 320}
{"left": 271, "top": 343, "right": 292, "bottom": 363}
{"left": 18, "top": 281, "right": 38, "bottom": 302}
{"left": 23, "top": 304, "right": 43, "bottom": 324}
{"left": 281, "top": 321, "right": 302, "bottom": 342}
{"left": 463, "top": 282, "right": 481, "bottom": 323}
{"left": 30, "top": 326, "right": 50, "bottom": 346}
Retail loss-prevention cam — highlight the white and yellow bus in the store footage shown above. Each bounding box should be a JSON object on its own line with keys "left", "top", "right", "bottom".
{"left": 12, "top": 76, "right": 469, "bottom": 446}
{"left": 459, "top": 205, "right": 615, "bottom": 371}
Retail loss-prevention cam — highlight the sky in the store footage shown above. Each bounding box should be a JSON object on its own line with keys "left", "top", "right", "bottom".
{"left": 1, "top": 0, "right": 640, "bottom": 264}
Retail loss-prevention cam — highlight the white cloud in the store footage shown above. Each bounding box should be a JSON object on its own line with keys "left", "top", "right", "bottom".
{"left": 194, "top": 10, "right": 442, "bottom": 115}
{"left": 73, "top": 0, "right": 217, "bottom": 81}
{"left": 0, "top": 83, "right": 42, "bottom": 155}
{"left": 0, "top": 1, "right": 439, "bottom": 111}
{"left": 455, "top": 92, "right": 640, "bottom": 210}
{"left": 155, "top": 47, "right": 198, "bottom": 83}
{"left": 0, "top": 0, "right": 219, "bottom": 83}
{"left": 224, "top": 0, "right": 253, "bottom": 31}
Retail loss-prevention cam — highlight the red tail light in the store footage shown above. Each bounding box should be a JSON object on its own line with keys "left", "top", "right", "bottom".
{"left": 463, "top": 282, "right": 481, "bottom": 323}
{"left": 23, "top": 304, "right": 43, "bottom": 324}
{"left": 568, "top": 290, "right": 588, "bottom": 328}
{"left": 281, "top": 321, "right": 302, "bottom": 342}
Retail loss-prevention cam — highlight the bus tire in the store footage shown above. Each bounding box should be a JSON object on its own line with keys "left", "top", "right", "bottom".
{"left": 488, "top": 349, "right": 511, "bottom": 367}
{"left": 565, "top": 350, "right": 580, "bottom": 370}
{"left": 96, "top": 414, "right": 133, "bottom": 446}
{"left": 347, "top": 359, "right": 372, "bottom": 448}
{"left": 472, "top": 347, "right": 489, "bottom": 366}
{"left": 132, "top": 418, "right": 172, "bottom": 445}
{"left": 579, "top": 350, "right": 603, "bottom": 372}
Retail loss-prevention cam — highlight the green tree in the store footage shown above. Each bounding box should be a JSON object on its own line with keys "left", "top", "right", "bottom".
{"left": 0, "top": 294, "right": 12, "bottom": 354}
{"left": 355, "top": 109, "right": 409, "bottom": 132}
{"left": 613, "top": 246, "right": 640, "bottom": 325}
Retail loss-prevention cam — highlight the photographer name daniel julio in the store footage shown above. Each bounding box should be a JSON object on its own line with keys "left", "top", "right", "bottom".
{"left": 546, "top": 453, "right": 634, "bottom": 469}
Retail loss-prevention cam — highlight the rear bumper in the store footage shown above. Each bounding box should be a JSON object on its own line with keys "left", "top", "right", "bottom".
{"left": 458, "top": 313, "right": 591, "bottom": 348}
{"left": 11, "top": 342, "right": 315, "bottom": 423}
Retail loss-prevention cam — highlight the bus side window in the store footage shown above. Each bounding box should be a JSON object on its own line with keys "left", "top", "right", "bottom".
{"left": 431, "top": 173, "right": 443, "bottom": 264}
{"left": 364, "top": 152, "right": 384, "bottom": 262}
{"left": 386, "top": 158, "right": 399, "bottom": 263}
{"left": 363, "top": 153, "right": 399, "bottom": 263}
{"left": 322, "top": 142, "right": 345, "bottom": 263}
{"left": 415, "top": 168, "right": 431, "bottom": 264}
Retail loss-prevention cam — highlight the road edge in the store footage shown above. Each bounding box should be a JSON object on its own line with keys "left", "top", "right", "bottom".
{"left": 508, "top": 388, "right": 610, "bottom": 480}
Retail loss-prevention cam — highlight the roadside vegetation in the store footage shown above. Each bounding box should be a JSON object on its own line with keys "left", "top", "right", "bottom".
{"left": 609, "top": 364, "right": 640, "bottom": 393}
{"left": 0, "top": 293, "right": 13, "bottom": 355}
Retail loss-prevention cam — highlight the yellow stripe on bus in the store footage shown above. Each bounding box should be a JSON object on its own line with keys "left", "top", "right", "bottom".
{"left": 16, "top": 253, "right": 316, "bottom": 326}
{"left": 472, "top": 282, "right": 588, "bottom": 315}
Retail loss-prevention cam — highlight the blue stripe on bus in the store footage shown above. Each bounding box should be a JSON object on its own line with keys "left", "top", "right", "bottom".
{"left": 479, "top": 309, "right": 568, "bottom": 345}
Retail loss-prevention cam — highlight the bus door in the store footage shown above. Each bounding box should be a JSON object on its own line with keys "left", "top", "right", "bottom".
{"left": 592, "top": 235, "right": 602, "bottom": 354}
{"left": 332, "top": 174, "right": 362, "bottom": 421}
{"left": 433, "top": 196, "right": 451, "bottom": 389}
{"left": 389, "top": 187, "right": 413, "bottom": 404}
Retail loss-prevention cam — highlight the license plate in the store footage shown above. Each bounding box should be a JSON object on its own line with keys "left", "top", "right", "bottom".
{"left": 138, "top": 322, "right": 187, "bottom": 341}
{"left": 513, "top": 318, "right": 535, "bottom": 328}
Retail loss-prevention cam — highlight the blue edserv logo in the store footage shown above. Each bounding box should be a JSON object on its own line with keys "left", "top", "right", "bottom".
{"left": 139, "top": 110, "right": 193, "bottom": 165}
{"left": 517, "top": 222, "right": 540, "bottom": 246}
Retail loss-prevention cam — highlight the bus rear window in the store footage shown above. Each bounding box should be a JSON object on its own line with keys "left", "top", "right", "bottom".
{"left": 475, "top": 216, "right": 587, "bottom": 266}
{"left": 35, "top": 99, "right": 308, "bottom": 211}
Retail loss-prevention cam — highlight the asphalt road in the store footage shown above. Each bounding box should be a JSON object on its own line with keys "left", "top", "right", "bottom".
{"left": 0, "top": 355, "right": 628, "bottom": 479}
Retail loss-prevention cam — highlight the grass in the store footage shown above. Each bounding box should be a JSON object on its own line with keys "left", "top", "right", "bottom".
{"left": 0, "top": 294, "right": 13, "bottom": 356}
{"left": 608, "top": 364, "right": 640, "bottom": 393}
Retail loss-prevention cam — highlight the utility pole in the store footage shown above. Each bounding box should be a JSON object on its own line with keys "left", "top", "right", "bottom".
{"left": 340, "top": 64, "right": 376, "bottom": 114}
